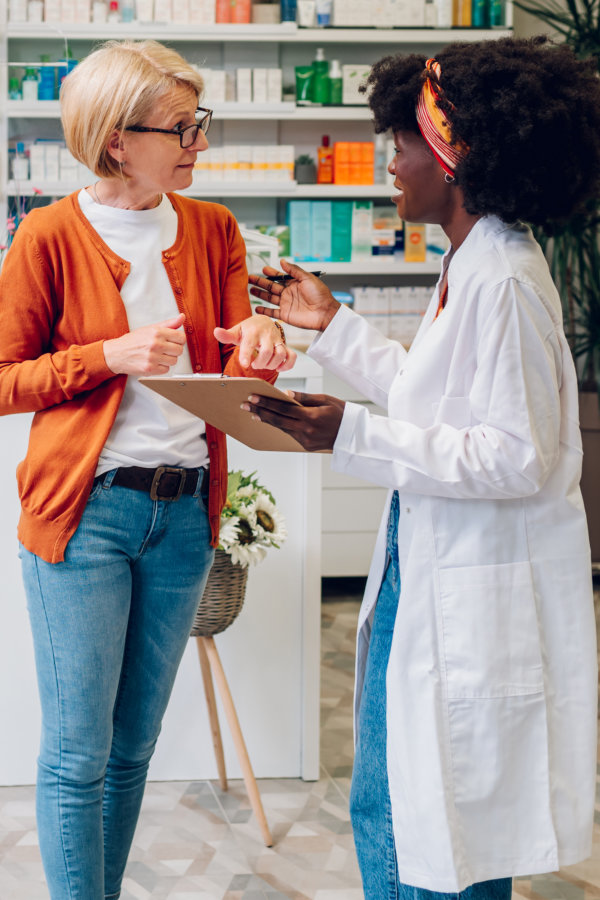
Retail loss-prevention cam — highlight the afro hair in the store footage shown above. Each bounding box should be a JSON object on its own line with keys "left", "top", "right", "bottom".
{"left": 362, "top": 36, "right": 600, "bottom": 230}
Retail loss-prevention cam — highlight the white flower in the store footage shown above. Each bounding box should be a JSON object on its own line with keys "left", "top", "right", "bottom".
{"left": 229, "top": 541, "right": 267, "bottom": 568}
{"left": 218, "top": 516, "right": 241, "bottom": 552}
{"left": 253, "top": 493, "right": 287, "bottom": 548}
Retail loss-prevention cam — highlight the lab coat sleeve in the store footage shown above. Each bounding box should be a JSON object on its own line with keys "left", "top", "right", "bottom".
{"left": 331, "top": 278, "right": 563, "bottom": 500}
{"left": 308, "top": 303, "right": 408, "bottom": 408}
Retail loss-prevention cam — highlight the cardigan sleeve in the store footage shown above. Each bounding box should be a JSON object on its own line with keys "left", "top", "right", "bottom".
{"left": 0, "top": 224, "right": 117, "bottom": 416}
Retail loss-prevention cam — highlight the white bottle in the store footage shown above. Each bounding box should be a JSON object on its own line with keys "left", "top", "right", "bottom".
{"left": 107, "top": 0, "right": 120, "bottom": 20}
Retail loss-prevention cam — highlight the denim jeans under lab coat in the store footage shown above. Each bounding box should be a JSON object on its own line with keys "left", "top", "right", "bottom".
{"left": 20, "top": 468, "right": 214, "bottom": 900}
{"left": 349, "top": 491, "right": 513, "bottom": 900}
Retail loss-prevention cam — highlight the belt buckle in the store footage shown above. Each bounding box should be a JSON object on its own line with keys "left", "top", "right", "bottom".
{"left": 150, "top": 466, "right": 186, "bottom": 502}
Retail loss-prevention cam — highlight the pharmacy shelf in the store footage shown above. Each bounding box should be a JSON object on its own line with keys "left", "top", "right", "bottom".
{"left": 9, "top": 180, "right": 396, "bottom": 198}
{"left": 317, "top": 260, "right": 441, "bottom": 275}
{"left": 6, "top": 23, "right": 512, "bottom": 43}
{"left": 6, "top": 99, "right": 374, "bottom": 121}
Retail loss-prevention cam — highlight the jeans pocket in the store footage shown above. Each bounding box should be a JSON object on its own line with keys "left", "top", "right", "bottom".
{"left": 87, "top": 477, "right": 105, "bottom": 503}
{"left": 439, "top": 561, "right": 544, "bottom": 698}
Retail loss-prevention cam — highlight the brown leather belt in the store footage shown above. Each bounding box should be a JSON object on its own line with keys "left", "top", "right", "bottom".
{"left": 95, "top": 465, "right": 208, "bottom": 502}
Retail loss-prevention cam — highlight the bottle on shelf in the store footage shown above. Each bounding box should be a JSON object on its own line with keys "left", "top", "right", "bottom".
{"left": 315, "top": 0, "right": 332, "bottom": 25}
{"left": 107, "top": 0, "right": 120, "bottom": 21}
{"left": 38, "top": 55, "right": 56, "bottom": 101}
{"left": 280, "top": 0, "right": 297, "bottom": 21}
{"left": 12, "top": 141, "right": 30, "bottom": 181}
{"left": 328, "top": 59, "right": 342, "bottom": 105}
{"left": 21, "top": 68, "right": 39, "bottom": 102}
{"left": 490, "top": 0, "right": 505, "bottom": 25}
{"left": 8, "top": 77, "right": 22, "bottom": 100}
{"left": 231, "top": 0, "right": 251, "bottom": 22}
{"left": 311, "top": 48, "right": 330, "bottom": 105}
{"left": 317, "top": 135, "right": 334, "bottom": 184}
{"left": 471, "top": 0, "right": 487, "bottom": 25}
{"left": 121, "top": 0, "right": 135, "bottom": 21}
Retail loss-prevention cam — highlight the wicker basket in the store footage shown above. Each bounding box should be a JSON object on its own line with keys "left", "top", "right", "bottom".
{"left": 190, "top": 549, "right": 249, "bottom": 637}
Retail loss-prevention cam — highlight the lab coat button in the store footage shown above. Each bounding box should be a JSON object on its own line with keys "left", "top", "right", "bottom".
{"left": 406, "top": 507, "right": 411, "bottom": 514}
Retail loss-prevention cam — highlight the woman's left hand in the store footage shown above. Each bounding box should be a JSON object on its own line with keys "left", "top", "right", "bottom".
{"left": 241, "top": 391, "right": 346, "bottom": 452}
{"left": 214, "top": 314, "right": 297, "bottom": 371}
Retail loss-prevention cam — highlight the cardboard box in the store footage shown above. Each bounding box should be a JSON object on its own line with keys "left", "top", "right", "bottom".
{"left": 310, "top": 202, "right": 332, "bottom": 262}
{"left": 236, "top": 68, "right": 252, "bottom": 104}
{"left": 252, "top": 68, "right": 268, "bottom": 104}
{"left": 266, "top": 68, "right": 282, "bottom": 103}
{"left": 289, "top": 201, "right": 313, "bottom": 261}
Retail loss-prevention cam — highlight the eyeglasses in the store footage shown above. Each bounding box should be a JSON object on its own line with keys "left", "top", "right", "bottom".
{"left": 125, "top": 107, "right": 213, "bottom": 148}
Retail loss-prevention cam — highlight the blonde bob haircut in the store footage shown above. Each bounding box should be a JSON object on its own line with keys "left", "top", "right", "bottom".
{"left": 60, "top": 40, "right": 204, "bottom": 179}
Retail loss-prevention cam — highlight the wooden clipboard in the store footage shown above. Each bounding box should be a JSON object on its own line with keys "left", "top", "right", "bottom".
{"left": 139, "top": 375, "right": 318, "bottom": 452}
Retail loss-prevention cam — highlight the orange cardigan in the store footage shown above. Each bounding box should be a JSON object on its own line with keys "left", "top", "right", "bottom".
{"left": 0, "top": 191, "right": 276, "bottom": 563}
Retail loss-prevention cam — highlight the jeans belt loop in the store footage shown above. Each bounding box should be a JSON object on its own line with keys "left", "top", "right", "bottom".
{"left": 150, "top": 466, "right": 186, "bottom": 502}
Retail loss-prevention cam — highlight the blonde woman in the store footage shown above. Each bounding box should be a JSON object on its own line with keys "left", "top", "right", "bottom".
{"left": 0, "top": 40, "right": 293, "bottom": 900}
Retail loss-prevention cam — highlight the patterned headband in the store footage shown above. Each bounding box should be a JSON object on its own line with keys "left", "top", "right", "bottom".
{"left": 416, "top": 58, "right": 468, "bottom": 176}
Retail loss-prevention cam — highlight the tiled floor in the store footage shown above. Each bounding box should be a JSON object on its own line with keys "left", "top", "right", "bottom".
{"left": 1, "top": 578, "right": 599, "bottom": 899}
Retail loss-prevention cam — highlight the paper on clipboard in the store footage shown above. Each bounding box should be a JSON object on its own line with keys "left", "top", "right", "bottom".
{"left": 139, "top": 375, "right": 320, "bottom": 452}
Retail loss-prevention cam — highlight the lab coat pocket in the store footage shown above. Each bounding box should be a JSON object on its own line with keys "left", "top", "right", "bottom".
{"left": 432, "top": 395, "right": 472, "bottom": 429}
{"left": 438, "top": 561, "right": 544, "bottom": 698}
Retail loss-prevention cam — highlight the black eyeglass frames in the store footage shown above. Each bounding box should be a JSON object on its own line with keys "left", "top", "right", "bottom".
{"left": 125, "top": 107, "right": 213, "bottom": 148}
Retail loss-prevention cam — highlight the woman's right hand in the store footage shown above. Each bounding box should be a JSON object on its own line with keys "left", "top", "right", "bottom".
{"left": 103, "top": 313, "right": 187, "bottom": 375}
{"left": 249, "top": 259, "right": 341, "bottom": 332}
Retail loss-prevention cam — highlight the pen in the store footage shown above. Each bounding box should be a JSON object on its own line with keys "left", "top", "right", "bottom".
{"left": 265, "top": 270, "right": 325, "bottom": 285}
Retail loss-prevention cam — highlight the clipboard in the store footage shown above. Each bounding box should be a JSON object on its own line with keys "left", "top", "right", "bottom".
{"left": 139, "top": 375, "right": 319, "bottom": 453}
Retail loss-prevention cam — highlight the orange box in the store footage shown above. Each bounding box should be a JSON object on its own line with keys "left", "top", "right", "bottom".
{"left": 359, "top": 142, "right": 374, "bottom": 184}
{"left": 333, "top": 142, "right": 351, "bottom": 184}
{"left": 404, "top": 223, "right": 426, "bottom": 262}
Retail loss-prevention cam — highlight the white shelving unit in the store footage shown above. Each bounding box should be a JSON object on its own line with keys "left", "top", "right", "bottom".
{"left": 1, "top": 17, "right": 511, "bottom": 577}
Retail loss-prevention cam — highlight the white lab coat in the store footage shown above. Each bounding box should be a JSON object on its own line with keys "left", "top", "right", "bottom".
{"left": 308, "top": 216, "right": 597, "bottom": 892}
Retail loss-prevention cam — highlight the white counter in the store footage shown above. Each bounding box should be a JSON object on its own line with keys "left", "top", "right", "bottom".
{"left": 0, "top": 355, "right": 322, "bottom": 785}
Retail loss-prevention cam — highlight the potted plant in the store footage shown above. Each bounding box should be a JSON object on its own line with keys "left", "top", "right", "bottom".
{"left": 191, "top": 470, "right": 287, "bottom": 636}
{"left": 294, "top": 153, "right": 317, "bottom": 184}
{"left": 512, "top": 0, "right": 600, "bottom": 563}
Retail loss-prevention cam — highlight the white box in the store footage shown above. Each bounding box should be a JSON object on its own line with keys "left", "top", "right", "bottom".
{"left": 394, "top": 0, "right": 425, "bottom": 25}
{"left": 342, "top": 65, "right": 371, "bottom": 105}
{"left": 30, "top": 144, "right": 46, "bottom": 181}
{"left": 251, "top": 145, "right": 267, "bottom": 181}
{"left": 44, "top": 0, "right": 62, "bottom": 20}
{"left": 208, "top": 70, "right": 226, "bottom": 103}
{"left": 9, "top": 0, "right": 28, "bottom": 20}
{"left": 267, "top": 68, "right": 282, "bottom": 103}
{"left": 189, "top": 0, "right": 215, "bottom": 21}
{"left": 75, "top": 0, "right": 90, "bottom": 20}
{"left": 171, "top": 0, "right": 188, "bottom": 22}
{"left": 279, "top": 145, "right": 294, "bottom": 182}
{"left": 153, "top": 0, "right": 171, "bottom": 21}
{"left": 223, "top": 145, "right": 239, "bottom": 181}
{"left": 61, "top": 0, "right": 77, "bottom": 19}
{"left": 44, "top": 143, "right": 61, "bottom": 181}
{"left": 252, "top": 68, "right": 268, "bottom": 104}
{"left": 135, "top": 0, "right": 153, "bottom": 18}
{"left": 236, "top": 68, "right": 252, "bottom": 104}
{"left": 266, "top": 145, "right": 280, "bottom": 180}
{"left": 209, "top": 146, "right": 224, "bottom": 180}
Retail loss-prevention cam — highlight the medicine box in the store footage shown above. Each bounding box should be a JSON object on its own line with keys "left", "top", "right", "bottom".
{"left": 342, "top": 65, "right": 371, "bottom": 105}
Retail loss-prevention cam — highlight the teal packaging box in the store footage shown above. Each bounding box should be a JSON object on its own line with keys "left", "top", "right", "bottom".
{"left": 310, "top": 201, "right": 332, "bottom": 262}
{"left": 331, "top": 201, "right": 352, "bottom": 261}
{"left": 288, "top": 201, "right": 313, "bottom": 261}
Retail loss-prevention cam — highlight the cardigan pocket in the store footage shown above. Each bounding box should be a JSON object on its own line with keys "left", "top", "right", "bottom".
{"left": 438, "top": 561, "right": 544, "bottom": 698}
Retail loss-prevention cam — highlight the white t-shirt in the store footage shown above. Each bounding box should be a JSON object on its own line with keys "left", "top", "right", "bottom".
{"left": 78, "top": 189, "right": 209, "bottom": 476}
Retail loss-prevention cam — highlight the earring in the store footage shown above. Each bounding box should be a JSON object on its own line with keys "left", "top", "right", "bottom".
{"left": 444, "top": 172, "right": 455, "bottom": 184}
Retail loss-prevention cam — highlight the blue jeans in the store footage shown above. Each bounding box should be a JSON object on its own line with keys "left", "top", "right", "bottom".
{"left": 20, "top": 469, "right": 214, "bottom": 900}
{"left": 349, "top": 492, "right": 512, "bottom": 900}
